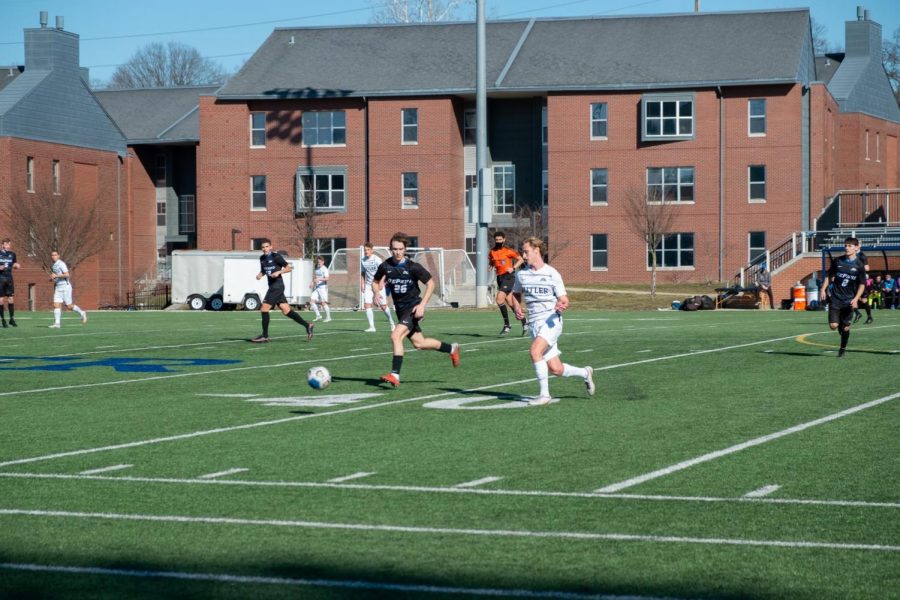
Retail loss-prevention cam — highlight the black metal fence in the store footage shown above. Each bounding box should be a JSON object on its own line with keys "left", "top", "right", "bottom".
{"left": 125, "top": 284, "right": 171, "bottom": 310}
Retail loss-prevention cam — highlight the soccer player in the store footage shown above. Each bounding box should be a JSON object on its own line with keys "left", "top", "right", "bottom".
{"left": 48, "top": 251, "right": 87, "bottom": 328}
{"left": 251, "top": 240, "right": 313, "bottom": 343}
{"left": 372, "top": 232, "right": 459, "bottom": 387}
{"left": 508, "top": 237, "right": 594, "bottom": 406}
{"left": 852, "top": 253, "right": 873, "bottom": 324}
{"left": 488, "top": 231, "right": 526, "bottom": 336}
{"left": 820, "top": 236, "right": 867, "bottom": 358}
{"left": 360, "top": 242, "right": 395, "bottom": 332}
{"left": 309, "top": 255, "right": 332, "bottom": 322}
{"left": 0, "top": 239, "right": 20, "bottom": 327}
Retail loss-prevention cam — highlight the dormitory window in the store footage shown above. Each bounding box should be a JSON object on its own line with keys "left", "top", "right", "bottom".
{"left": 296, "top": 168, "right": 346, "bottom": 212}
{"left": 402, "top": 108, "right": 418, "bottom": 144}
{"left": 591, "top": 234, "right": 608, "bottom": 270}
{"left": 302, "top": 111, "right": 346, "bottom": 146}
{"left": 642, "top": 94, "right": 693, "bottom": 140}
{"left": 313, "top": 238, "right": 347, "bottom": 268}
{"left": 251, "top": 176, "right": 267, "bottom": 210}
{"left": 179, "top": 195, "right": 196, "bottom": 234}
{"left": 749, "top": 231, "right": 766, "bottom": 263}
{"left": 157, "top": 201, "right": 166, "bottom": 226}
{"left": 52, "top": 160, "right": 60, "bottom": 194}
{"left": 650, "top": 233, "right": 694, "bottom": 268}
{"left": 647, "top": 167, "right": 694, "bottom": 202}
{"left": 865, "top": 130, "right": 870, "bottom": 160}
{"left": 155, "top": 154, "right": 166, "bottom": 186}
{"left": 26, "top": 156, "right": 34, "bottom": 192}
{"left": 876, "top": 132, "right": 881, "bottom": 162}
{"left": 749, "top": 99, "right": 766, "bottom": 136}
{"left": 590, "top": 168, "right": 608, "bottom": 204}
{"left": 493, "top": 164, "right": 515, "bottom": 215}
{"left": 590, "top": 102, "right": 608, "bottom": 138}
{"left": 749, "top": 165, "right": 766, "bottom": 201}
{"left": 250, "top": 112, "right": 266, "bottom": 147}
{"left": 402, "top": 172, "right": 419, "bottom": 208}
{"left": 464, "top": 109, "right": 476, "bottom": 144}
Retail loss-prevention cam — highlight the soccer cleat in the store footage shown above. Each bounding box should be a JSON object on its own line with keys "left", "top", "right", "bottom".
{"left": 306, "top": 323, "right": 314, "bottom": 341}
{"left": 48, "top": 323, "right": 60, "bottom": 329}
{"left": 81, "top": 313, "right": 88, "bottom": 325}
{"left": 500, "top": 325, "right": 511, "bottom": 336}
{"left": 250, "top": 335, "right": 269, "bottom": 343}
{"left": 837, "top": 348, "right": 846, "bottom": 358}
{"left": 8, "top": 319, "right": 16, "bottom": 327}
{"left": 853, "top": 311, "right": 862, "bottom": 323}
{"left": 584, "top": 366, "right": 595, "bottom": 396}
{"left": 528, "top": 395, "right": 553, "bottom": 406}
{"left": 865, "top": 317, "right": 873, "bottom": 324}
{"left": 390, "top": 323, "right": 396, "bottom": 332}
{"left": 450, "top": 343, "right": 460, "bottom": 367}
{"left": 521, "top": 323, "right": 528, "bottom": 337}
{"left": 1, "top": 319, "right": 6, "bottom": 328}
{"left": 313, "top": 316, "right": 322, "bottom": 322}
{"left": 364, "top": 327, "right": 377, "bottom": 332}
{"left": 380, "top": 373, "right": 400, "bottom": 387}
{"left": 323, "top": 317, "right": 332, "bottom": 323}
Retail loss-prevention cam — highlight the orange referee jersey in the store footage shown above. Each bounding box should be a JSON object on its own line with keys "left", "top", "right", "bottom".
{"left": 489, "top": 247, "right": 521, "bottom": 276}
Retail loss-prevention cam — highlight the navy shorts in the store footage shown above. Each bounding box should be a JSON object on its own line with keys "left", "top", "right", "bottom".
{"left": 263, "top": 287, "right": 287, "bottom": 307}
{"left": 395, "top": 303, "right": 423, "bottom": 337}
{"left": 496, "top": 272, "right": 516, "bottom": 294}
{"left": 0, "top": 279, "right": 13, "bottom": 297}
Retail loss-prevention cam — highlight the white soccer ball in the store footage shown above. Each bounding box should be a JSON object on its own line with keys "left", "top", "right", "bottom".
{"left": 307, "top": 366, "right": 332, "bottom": 390}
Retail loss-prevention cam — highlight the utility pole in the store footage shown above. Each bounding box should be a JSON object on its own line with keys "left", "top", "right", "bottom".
{"left": 475, "top": 0, "right": 490, "bottom": 307}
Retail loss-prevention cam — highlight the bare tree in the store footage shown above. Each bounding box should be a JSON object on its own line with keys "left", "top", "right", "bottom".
{"left": 811, "top": 17, "right": 830, "bottom": 56}
{"left": 883, "top": 26, "right": 900, "bottom": 106}
{"left": 109, "top": 41, "right": 226, "bottom": 89}
{"left": 369, "top": 0, "right": 474, "bottom": 23}
{"left": 623, "top": 186, "right": 678, "bottom": 298}
{"left": 3, "top": 184, "right": 106, "bottom": 274}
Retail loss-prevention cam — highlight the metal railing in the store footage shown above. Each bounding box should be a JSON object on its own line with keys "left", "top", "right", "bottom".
{"left": 125, "top": 284, "right": 171, "bottom": 310}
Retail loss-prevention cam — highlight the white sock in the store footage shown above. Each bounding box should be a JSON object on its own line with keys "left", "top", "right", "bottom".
{"left": 384, "top": 308, "right": 395, "bottom": 326}
{"left": 54, "top": 308, "right": 61, "bottom": 324}
{"left": 534, "top": 361, "right": 549, "bottom": 397}
{"left": 324, "top": 305, "right": 331, "bottom": 319}
{"left": 72, "top": 305, "right": 84, "bottom": 317}
{"left": 366, "top": 308, "right": 375, "bottom": 328}
{"left": 312, "top": 304, "right": 321, "bottom": 318}
{"left": 562, "top": 364, "right": 587, "bottom": 379}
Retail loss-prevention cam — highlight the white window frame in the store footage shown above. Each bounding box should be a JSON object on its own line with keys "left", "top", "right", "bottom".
{"left": 296, "top": 167, "right": 347, "bottom": 212}
{"left": 493, "top": 164, "right": 515, "bottom": 215}
{"left": 590, "top": 168, "right": 608, "bottom": 205}
{"left": 748, "top": 231, "right": 766, "bottom": 263}
{"left": 748, "top": 165, "right": 766, "bottom": 202}
{"left": 642, "top": 93, "right": 694, "bottom": 141}
{"left": 156, "top": 200, "right": 166, "bottom": 227}
{"left": 748, "top": 98, "right": 766, "bottom": 136}
{"left": 591, "top": 234, "right": 608, "bottom": 270}
{"left": 179, "top": 194, "right": 196, "bottom": 234}
{"left": 590, "top": 102, "right": 608, "bottom": 139}
{"left": 876, "top": 132, "right": 880, "bottom": 162}
{"left": 865, "top": 130, "right": 870, "bottom": 160}
{"left": 402, "top": 172, "right": 419, "bottom": 208}
{"left": 155, "top": 154, "right": 167, "bottom": 186}
{"left": 302, "top": 111, "right": 346, "bottom": 147}
{"left": 647, "top": 167, "right": 694, "bottom": 203}
{"left": 464, "top": 108, "right": 476, "bottom": 145}
{"left": 26, "top": 156, "right": 34, "bottom": 192}
{"left": 401, "top": 108, "right": 418, "bottom": 145}
{"left": 52, "top": 160, "right": 60, "bottom": 194}
{"left": 251, "top": 175, "right": 267, "bottom": 211}
{"left": 648, "top": 233, "right": 694, "bottom": 270}
{"left": 250, "top": 112, "right": 266, "bottom": 148}
{"left": 313, "top": 238, "right": 347, "bottom": 269}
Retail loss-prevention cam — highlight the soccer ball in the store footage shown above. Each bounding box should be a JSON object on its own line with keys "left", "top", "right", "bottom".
{"left": 307, "top": 366, "right": 331, "bottom": 390}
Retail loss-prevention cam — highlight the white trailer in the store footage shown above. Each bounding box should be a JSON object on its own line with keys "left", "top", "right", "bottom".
{"left": 171, "top": 250, "right": 313, "bottom": 310}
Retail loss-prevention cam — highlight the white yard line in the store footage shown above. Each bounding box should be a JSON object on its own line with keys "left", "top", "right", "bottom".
{"left": 594, "top": 392, "right": 900, "bottom": 494}
{"left": 196, "top": 468, "right": 248, "bottom": 480}
{"left": 0, "top": 562, "right": 686, "bottom": 600}
{"left": 1, "top": 509, "right": 897, "bottom": 552}
{"left": 744, "top": 485, "right": 781, "bottom": 498}
{"left": 78, "top": 464, "right": 132, "bottom": 476}
{"left": 327, "top": 472, "right": 375, "bottom": 483}
{"left": 2, "top": 472, "right": 898, "bottom": 509}
{"left": 453, "top": 476, "right": 503, "bottom": 488}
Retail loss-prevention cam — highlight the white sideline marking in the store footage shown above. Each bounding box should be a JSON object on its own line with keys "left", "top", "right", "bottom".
{"left": 595, "top": 391, "right": 900, "bottom": 493}
{"left": 454, "top": 476, "right": 503, "bottom": 488}
{"left": 95, "top": 345, "right": 119, "bottom": 349}
{"left": 78, "top": 464, "right": 132, "bottom": 475}
{"left": 328, "top": 472, "right": 375, "bottom": 483}
{"left": 0, "top": 562, "right": 682, "bottom": 600}
{"left": 2, "top": 509, "right": 898, "bottom": 553}
{"left": 3, "top": 472, "right": 899, "bottom": 509}
{"left": 197, "top": 468, "right": 247, "bottom": 480}
{"left": 0, "top": 331, "right": 851, "bottom": 467}
{"left": 744, "top": 485, "right": 781, "bottom": 498}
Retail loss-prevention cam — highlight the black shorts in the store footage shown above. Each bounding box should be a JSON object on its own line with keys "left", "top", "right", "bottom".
{"left": 496, "top": 272, "right": 516, "bottom": 294}
{"left": 263, "top": 287, "right": 287, "bottom": 307}
{"left": 0, "top": 279, "right": 12, "bottom": 297}
{"left": 828, "top": 304, "right": 854, "bottom": 327}
{"left": 395, "top": 303, "right": 423, "bottom": 337}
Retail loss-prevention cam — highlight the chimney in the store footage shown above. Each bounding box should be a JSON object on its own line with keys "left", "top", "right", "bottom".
{"left": 40, "top": 11, "right": 48, "bottom": 28}
{"left": 845, "top": 6, "right": 881, "bottom": 58}
{"left": 24, "top": 13, "right": 79, "bottom": 72}
{"left": 56, "top": 16, "right": 64, "bottom": 30}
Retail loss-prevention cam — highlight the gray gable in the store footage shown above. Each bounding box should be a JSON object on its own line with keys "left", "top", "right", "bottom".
{"left": 219, "top": 9, "right": 811, "bottom": 99}
{"left": 94, "top": 86, "right": 219, "bottom": 143}
{"left": 0, "top": 66, "right": 25, "bottom": 93}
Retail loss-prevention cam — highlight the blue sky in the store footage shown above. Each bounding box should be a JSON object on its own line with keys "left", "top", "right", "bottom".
{"left": 2, "top": 0, "right": 898, "bottom": 84}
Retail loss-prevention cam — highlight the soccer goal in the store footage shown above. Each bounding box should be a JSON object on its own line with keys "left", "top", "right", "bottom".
{"left": 326, "top": 247, "right": 477, "bottom": 310}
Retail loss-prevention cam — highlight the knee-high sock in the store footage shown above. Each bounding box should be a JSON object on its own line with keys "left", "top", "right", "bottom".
{"left": 54, "top": 308, "right": 62, "bottom": 325}
{"left": 534, "top": 360, "right": 549, "bottom": 397}
{"left": 311, "top": 303, "right": 321, "bottom": 318}
{"left": 840, "top": 329, "right": 850, "bottom": 349}
{"left": 366, "top": 308, "right": 375, "bottom": 328}
{"left": 324, "top": 304, "right": 331, "bottom": 319}
{"left": 562, "top": 364, "right": 587, "bottom": 379}
{"left": 499, "top": 304, "right": 510, "bottom": 326}
{"left": 383, "top": 307, "right": 395, "bottom": 326}
{"left": 261, "top": 312, "right": 270, "bottom": 337}
{"left": 287, "top": 310, "right": 308, "bottom": 327}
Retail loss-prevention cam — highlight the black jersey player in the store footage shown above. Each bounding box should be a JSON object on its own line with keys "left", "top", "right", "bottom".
{"left": 251, "top": 239, "right": 313, "bottom": 343}
{"left": 820, "top": 237, "right": 867, "bottom": 357}
{"left": 0, "top": 239, "right": 20, "bottom": 327}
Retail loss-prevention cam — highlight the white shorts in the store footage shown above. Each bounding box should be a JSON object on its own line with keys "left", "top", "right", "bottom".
{"left": 363, "top": 286, "right": 387, "bottom": 306}
{"left": 53, "top": 284, "right": 73, "bottom": 306}
{"left": 528, "top": 311, "right": 563, "bottom": 361}
{"left": 311, "top": 287, "right": 329, "bottom": 303}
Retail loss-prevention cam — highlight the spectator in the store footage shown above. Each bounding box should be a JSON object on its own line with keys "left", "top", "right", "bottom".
{"left": 881, "top": 273, "right": 897, "bottom": 309}
{"left": 755, "top": 265, "right": 774, "bottom": 310}
{"left": 870, "top": 275, "right": 883, "bottom": 309}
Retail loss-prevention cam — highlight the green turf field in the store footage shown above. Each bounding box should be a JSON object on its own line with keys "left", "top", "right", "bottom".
{"left": 1, "top": 308, "right": 898, "bottom": 599}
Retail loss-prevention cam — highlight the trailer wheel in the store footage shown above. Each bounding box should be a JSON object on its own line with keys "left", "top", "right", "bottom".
{"left": 208, "top": 295, "right": 225, "bottom": 311}
{"left": 242, "top": 294, "right": 261, "bottom": 311}
{"left": 187, "top": 294, "right": 206, "bottom": 310}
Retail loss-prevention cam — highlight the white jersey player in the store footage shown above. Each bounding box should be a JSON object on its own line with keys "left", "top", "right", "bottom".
{"left": 48, "top": 251, "right": 87, "bottom": 328}
{"left": 360, "top": 243, "right": 395, "bottom": 332}
{"left": 309, "top": 256, "right": 331, "bottom": 322}
{"left": 509, "top": 237, "right": 593, "bottom": 406}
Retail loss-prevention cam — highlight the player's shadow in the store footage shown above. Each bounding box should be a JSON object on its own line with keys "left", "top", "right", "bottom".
{"left": 762, "top": 349, "right": 897, "bottom": 357}
{"left": 438, "top": 387, "right": 530, "bottom": 403}
{"left": 330, "top": 375, "right": 400, "bottom": 389}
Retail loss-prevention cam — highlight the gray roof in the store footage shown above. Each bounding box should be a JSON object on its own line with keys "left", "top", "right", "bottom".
{"left": 218, "top": 9, "right": 813, "bottom": 99}
{"left": 0, "top": 66, "right": 24, "bottom": 93}
{"left": 814, "top": 53, "right": 844, "bottom": 84}
{"left": 93, "top": 85, "right": 220, "bottom": 143}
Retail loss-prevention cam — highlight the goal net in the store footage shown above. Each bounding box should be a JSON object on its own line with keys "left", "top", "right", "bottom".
{"left": 326, "top": 247, "right": 477, "bottom": 310}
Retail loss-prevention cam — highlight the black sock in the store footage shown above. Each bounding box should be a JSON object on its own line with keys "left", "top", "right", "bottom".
{"left": 261, "top": 312, "right": 270, "bottom": 337}
{"left": 840, "top": 329, "right": 850, "bottom": 349}
{"left": 287, "top": 310, "right": 308, "bottom": 327}
{"left": 865, "top": 304, "right": 872, "bottom": 318}
{"left": 499, "top": 305, "right": 510, "bottom": 326}
{"left": 0, "top": 306, "right": 4, "bottom": 320}
{"left": 439, "top": 342, "right": 452, "bottom": 353}
{"left": 7, "top": 304, "right": 12, "bottom": 319}
{"left": 391, "top": 354, "right": 403, "bottom": 374}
